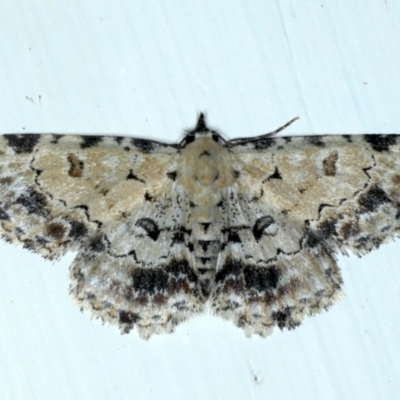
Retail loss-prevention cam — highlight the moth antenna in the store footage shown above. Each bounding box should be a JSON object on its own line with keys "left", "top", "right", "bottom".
{"left": 228, "top": 116, "right": 299, "bottom": 145}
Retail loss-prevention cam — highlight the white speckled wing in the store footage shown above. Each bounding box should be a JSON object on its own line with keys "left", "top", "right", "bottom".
{"left": 209, "top": 133, "right": 400, "bottom": 336}
{"left": 231, "top": 134, "right": 400, "bottom": 254}
{"left": 1, "top": 116, "right": 400, "bottom": 339}
{"left": 0, "top": 134, "right": 178, "bottom": 259}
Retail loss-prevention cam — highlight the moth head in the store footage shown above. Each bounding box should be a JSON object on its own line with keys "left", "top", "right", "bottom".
{"left": 179, "top": 113, "right": 227, "bottom": 148}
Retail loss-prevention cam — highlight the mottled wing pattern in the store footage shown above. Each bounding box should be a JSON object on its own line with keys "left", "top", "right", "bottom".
{"left": 2, "top": 120, "right": 400, "bottom": 339}
{"left": 0, "top": 134, "right": 204, "bottom": 338}
{"left": 0, "top": 134, "right": 179, "bottom": 255}
{"left": 70, "top": 187, "right": 204, "bottom": 338}
{"left": 210, "top": 134, "right": 400, "bottom": 335}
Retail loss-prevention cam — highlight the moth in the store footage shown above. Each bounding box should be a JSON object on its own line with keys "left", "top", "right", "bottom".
{"left": 1, "top": 114, "right": 399, "bottom": 338}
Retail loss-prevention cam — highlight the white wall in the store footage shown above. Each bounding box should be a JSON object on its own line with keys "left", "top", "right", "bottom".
{"left": 0, "top": 2, "right": 399, "bottom": 399}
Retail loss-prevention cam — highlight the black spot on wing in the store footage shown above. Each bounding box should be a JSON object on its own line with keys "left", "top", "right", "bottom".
{"left": 272, "top": 308, "right": 294, "bottom": 330}
{"left": 364, "top": 134, "right": 397, "bottom": 152}
{"left": 135, "top": 218, "right": 160, "bottom": 241}
{"left": 50, "top": 135, "right": 64, "bottom": 144}
{"left": 68, "top": 220, "right": 88, "bottom": 239}
{"left": 0, "top": 205, "right": 10, "bottom": 220}
{"left": 132, "top": 139, "right": 156, "bottom": 152}
{"left": 80, "top": 136, "right": 103, "bottom": 149}
{"left": 358, "top": 185, "right": 390, "bottom": 212}
{"left": 22, "top": 239, "right": 36, "bottom": 251}
{"left": 165, "top": 259, "right": 197, "bottom": 282}
{"left": 119, "top": 310, "right": 140, "bottom": 324}
{"left": 266, "top": 167, "right": 282, "bottom": 181}
{"left": 167, "top": 171, "right": 177, "bottom": 181}
{"left": 4, "top": 134, "right": 40, "bottom": 154}
{"left": 126, "top": 169, "right": 145, "bottom": 183}
{"left": 253, "top": 138, "right": 276, "bottom": 150}
{"left": 88, "top": 236, "right": 106, "bottom": 253}
{"left": 306, "top": 136, "right": 325, "bottom": 147}
{"left": 304, "top": 231, "right": 321, "bottom": 249}
{"left": 144, "top": 192, "right": 154, "bottom": 202}
{"left": 252, "top": 216, "right": 275, "bottom": 241}
{"left": 215, "top": 258, "right": 243, "bottom": 282}
{"left": 15, "top": 187, "right": 48, "bottom": 216}
{"left": 244, "top": 266, "right": 280, "bottom": 291}
{"left": 342, "top": 135, "right": 352, "bottom": 142}
{"left": 317, "top": 219, "right": 337, "bottom": 239}
{"left": 131, "top": 259, "right": 198, "bottom": 295}
{"left": 232, "top": 170, "right": 241, "bottom": 178}
{"left": 132, "top": 268, "right": 168, "bottom": 294}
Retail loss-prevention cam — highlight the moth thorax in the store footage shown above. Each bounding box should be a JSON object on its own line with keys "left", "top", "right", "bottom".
{"left": 177, "top": 137, "right": 234, "bottom": 204}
